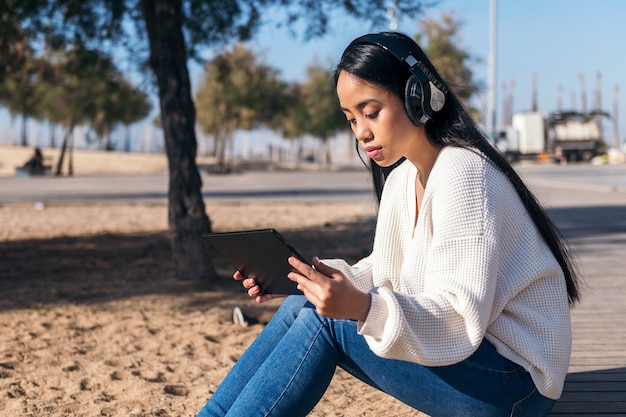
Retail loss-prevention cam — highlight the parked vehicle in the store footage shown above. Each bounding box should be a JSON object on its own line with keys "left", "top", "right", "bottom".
{"left": 495, "top": 111, "right": 609, "bottom": 162}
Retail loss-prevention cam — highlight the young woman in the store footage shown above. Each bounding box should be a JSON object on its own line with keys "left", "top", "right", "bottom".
{"left": 195, "top": 31, "right": 580, "bottom": 417}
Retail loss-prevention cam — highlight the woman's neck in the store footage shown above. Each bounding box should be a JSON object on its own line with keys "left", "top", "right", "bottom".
{"left": 406, "top": 135, "right": 442, "bottom": 188}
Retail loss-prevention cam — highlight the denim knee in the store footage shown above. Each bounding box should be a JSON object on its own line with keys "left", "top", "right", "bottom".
{"left": 279, "top": 295, "right": 309, "bottom": 313}
{"left": 272, "top": 295, "right": 310, "bottom": 324}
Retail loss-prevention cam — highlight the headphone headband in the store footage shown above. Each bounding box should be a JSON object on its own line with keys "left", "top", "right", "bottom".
{"left": 350, "top": 33, "right": 448, "bottom": 96}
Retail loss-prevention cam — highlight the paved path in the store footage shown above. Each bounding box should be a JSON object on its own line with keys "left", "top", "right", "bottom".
{"left": 1, "top": 162, "right": 626, "bottom": 204}
{"left": 0, "top": 169, "right": 374, "bottom": 204}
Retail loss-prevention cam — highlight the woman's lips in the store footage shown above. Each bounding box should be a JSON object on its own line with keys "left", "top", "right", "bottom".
{"left": 365, "top": 146, "right": 382, "bottom": 159}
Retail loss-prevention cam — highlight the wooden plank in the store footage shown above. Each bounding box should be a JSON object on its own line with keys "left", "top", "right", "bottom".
{"left": 550, "top": 402, "right": 626, "bottom": 414}
{"left": 569, "top": 358, "right": 626, "bottom": 367}
{"left": 566, "top": 372, "right": 626, "bottom": 383}
{"left": 561, "top": 383, "right": 626, "bottom": 392}
{"left": 550, "top": 414, "right": 626, "bottom": 417}
{"left": 559, "top": 391, "right": 626, "bottom": 401}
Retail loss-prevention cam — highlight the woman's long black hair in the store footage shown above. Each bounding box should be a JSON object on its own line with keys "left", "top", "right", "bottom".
{"left": 334, "top": 31, "right": 581, "bottom": 305}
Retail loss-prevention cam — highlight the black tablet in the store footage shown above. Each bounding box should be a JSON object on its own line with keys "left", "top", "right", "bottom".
{"left": 203, "top": 228, "right": 307, "bottom": 295}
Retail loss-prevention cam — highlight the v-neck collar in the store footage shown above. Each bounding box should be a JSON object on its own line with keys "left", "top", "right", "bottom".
{"left": 406, "top": 147, "right": 447, "bottom": 237}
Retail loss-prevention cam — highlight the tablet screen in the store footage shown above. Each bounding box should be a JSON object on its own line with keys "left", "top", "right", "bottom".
{"left": 203, "top": 228, "right": 306, "bottom": 295}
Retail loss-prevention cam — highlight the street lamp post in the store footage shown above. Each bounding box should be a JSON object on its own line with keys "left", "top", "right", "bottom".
{"left": 487, "top": 0, "right": 498, "bottom": 140}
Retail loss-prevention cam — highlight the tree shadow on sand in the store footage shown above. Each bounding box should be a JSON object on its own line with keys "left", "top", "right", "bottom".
{"left": 0, "top": 218, "right": 375, "bottom": 312}
{"left": 2, "top": 204, "right": 624, "bottom": 313}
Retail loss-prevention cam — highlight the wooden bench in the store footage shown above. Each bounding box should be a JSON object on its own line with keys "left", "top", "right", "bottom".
{"left": 551, "top": 368, "right": 626, "bottom": 415}
{"left": 546, "top": 197, "right": 626, "bottom": 416}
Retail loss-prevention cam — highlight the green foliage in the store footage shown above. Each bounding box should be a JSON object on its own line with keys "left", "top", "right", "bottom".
{"left": 195, "top": 51, "right": 346, "bottom": 165}
{"left": 0, "top": 12, "right": 151, "bottom": 150}
{"left": 0, "top": 42, "right": 47, "bottom": 145}
{"left": 39, "top": 46, "right": 118, "bottom": 128}
{"left": 415, "top": 11, "right": 482, "bottom": 118}
{"left": 280, "top": 83, "right": 307, "bottom": 140}
{"left": 3, "top": 44, "right": 150, "bottom": 170}
{"left": 194, "top": 43, "right": 288, "bottom": 166}
{"left": 300, "top": 65, "right": 346, "bottom": 140}
{"left": 280, "top": 63, "right": 347, "bottom": 163}
{"left": 91, "top": 76, "right": 151, "bottom": 149}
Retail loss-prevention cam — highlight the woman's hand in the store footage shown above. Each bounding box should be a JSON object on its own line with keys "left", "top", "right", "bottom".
{"left": 233, "top": 271, "right": 287, "bottom": 304}
{"left": 288, "top": 256, "right": 371, "bottom": 321}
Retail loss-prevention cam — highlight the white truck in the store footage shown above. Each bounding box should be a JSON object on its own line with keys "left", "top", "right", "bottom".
{"left": 495, "top": 111, "right": 608, "bottom": 162}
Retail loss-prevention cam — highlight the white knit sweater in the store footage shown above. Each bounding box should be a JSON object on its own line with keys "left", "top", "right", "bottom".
{"left": 324, "top": 147, "right": 572, "bottom": 400}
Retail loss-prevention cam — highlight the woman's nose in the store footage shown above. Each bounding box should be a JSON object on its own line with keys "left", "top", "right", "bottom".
{"left": 353, "top": 121, "right": 372, "bottom": 142}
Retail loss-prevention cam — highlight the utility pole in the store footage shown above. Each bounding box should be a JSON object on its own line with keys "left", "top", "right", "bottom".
{"left": 596, "top": 72, "right": 602, "bottom": 112}
{"left": 501, "top": 82, "right": 507, "bottom": 125}
{"left": 487, "top": 0, "right": 497, "bottom": 139}
{"left": 579, "top": 73, "right": 587, "bottom": 115}
{"left": 613, "top": 84, "right": 620, "bottom": 150}
{"left": 595, "top": 72, "right": 603, "bottom": 125}
{"left": 509, "top": 79, "right": 515, "bottom": 123}
{"left": 531, "top": 73, "right": 538, "bottom": 112}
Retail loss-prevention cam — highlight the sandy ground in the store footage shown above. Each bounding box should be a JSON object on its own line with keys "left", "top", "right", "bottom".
{"left": 0, "top": 145, "right": 421, "bottom": 416}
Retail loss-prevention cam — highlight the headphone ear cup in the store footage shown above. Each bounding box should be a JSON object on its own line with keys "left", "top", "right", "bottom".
{"left": 404, "top": 75, "right": 427, "bottom": 126}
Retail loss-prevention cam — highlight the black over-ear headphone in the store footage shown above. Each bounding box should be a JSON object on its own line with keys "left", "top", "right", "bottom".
{"left": 350, "top": 33, "right": 448, "bottom": 126}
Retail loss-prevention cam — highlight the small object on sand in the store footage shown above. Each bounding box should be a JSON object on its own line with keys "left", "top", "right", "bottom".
{"left": 232, "top": 306, "right": 248, "bottom": 327}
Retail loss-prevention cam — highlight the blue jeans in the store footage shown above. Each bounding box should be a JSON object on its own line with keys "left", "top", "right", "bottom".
{"left": 196, "top": 295, "right": 555, "bottom": 417}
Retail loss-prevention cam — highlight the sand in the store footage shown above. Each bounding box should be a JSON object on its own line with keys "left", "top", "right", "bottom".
{"left": 0, "top": 145, "right": 421, "bottom": 416}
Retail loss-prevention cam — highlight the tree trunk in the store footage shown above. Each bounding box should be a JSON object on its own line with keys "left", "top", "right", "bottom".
{"left": 141, "top": 0, "right": 217, "bottom": 281}
{"left": 215, "top": 122, "right": 235, "bottom": 172}
{"left": 49, "top": 122, "right": 56, "bottom": 148}
{"left": 68, "top": 131, "right": 74, "bottom": 176}
{"left": 124, "top": 125, "right": 131, "bottom": 152}
{"left": 105, "top": 131, "right": 113, "bottom": 151}
{"left": 20, "top": 113, "right": 28, "bottom": 147}
{"left": 55, "top": 123, "right": 74, "bottom": 176}
{"left": 214, "top": 130, "right": 226, "bottom": 170}
{"left": 211, "top": 134, "right": 218, "bottom": 157}
{"left": 324, "top": 137, "right": 332, "bottom": 165}
{"left": 55, "top": 135, "right": 66, "bottom": 176}
{"left": 298, "top": 138, "right": 304, "bottom": 161}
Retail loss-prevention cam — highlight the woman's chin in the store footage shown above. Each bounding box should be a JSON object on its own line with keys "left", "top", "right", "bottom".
{"left": 370, "top": 156, "right": 401, "bottom": 168}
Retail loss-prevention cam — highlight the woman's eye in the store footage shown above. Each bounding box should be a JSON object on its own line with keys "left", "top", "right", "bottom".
{"left": 347, "top": 118, "right": 356, "bottom": 126}
{"left": 365, "top": 111, "right": 379, "bottom": 120}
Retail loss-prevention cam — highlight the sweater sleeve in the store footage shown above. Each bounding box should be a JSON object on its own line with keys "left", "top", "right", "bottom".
{"left": 320, "top": 256, "right": 375, "bottom": 294}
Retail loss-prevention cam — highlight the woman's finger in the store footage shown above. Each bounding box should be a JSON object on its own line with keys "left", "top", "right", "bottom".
{"left": 311, "top": 256, "right": 339, "bottom": 277}
{"left": 288, "top": 256, "right": 324, "bottom": 283}
{"left": 287, "top": 257, "right": 329, "bottom": 305}
{"left": 242, "top": 278, "right": 257, "bottom": 289}
{"left": 247, "top": 283, "right": 261, "bottom": 298}
{"left": 256, "top": 293, "right": 287, "bottom": 304}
